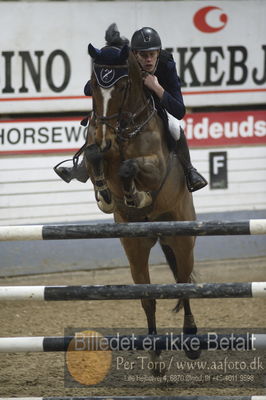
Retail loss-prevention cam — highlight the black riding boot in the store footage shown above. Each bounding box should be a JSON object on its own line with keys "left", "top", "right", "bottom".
{"left": 54, "top": 157, "right": 89, "bottom": 183}
{"left": 176, "top": 129, "right": 208, "bottom": 192}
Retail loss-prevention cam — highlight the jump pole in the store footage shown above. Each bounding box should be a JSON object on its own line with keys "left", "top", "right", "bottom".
{"left": 0, "top": 219, "right": 266, "bottom": 241}
{"left": 0, "top": 333, "right": 266, "bottom": 352}
{"left": 0, "top": 397, "right": 266, "bottom": 400}
{"left": 0, "top": 282, "right": 265, "bottom": 301}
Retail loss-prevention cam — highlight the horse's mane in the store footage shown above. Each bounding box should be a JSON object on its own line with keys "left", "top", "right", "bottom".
{"left": 127, "top": 50, "right": 151, "bottom": 102}
{"left": 128, "top": 50, "right": 142, "bottom": 80}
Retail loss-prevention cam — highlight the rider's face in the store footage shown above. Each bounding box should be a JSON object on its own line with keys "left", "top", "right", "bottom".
{"left": 134, "top": 50, "right": 160, "bottom": 73}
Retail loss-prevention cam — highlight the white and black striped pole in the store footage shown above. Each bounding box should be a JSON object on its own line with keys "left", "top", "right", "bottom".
{"left": 0, "top": 282, "right": 265, "bottom": 301}
{"left": 0, "top": 334, "right": 266, "bottom": 352}
{"left": 0, "top": 397, "right": 266, "bottom": 400}
{"left": 0, "top": 220, "right": 266, "bottom": 241}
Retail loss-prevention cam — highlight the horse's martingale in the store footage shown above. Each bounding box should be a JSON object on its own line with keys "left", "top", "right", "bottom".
{"left": 84, "top": 43, "right": 198, "bottom": 374}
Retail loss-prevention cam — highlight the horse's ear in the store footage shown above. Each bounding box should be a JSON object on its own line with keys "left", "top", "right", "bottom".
{"left": 119, "top": 44, "right": 129, "bottom": 63}
{"left": 88, "top": 43, "right": 101, "bottom": 59}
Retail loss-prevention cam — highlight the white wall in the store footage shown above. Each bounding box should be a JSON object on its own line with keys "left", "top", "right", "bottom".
{"left": 1, "top": 145, "right": 265, "bottom": 225}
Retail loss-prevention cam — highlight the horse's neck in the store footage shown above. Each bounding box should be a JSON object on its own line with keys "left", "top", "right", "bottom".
{"left": 126, "top": 88, "right": 147, "bottom": 112}
{"left": 124, "top": 72, "right": 150, "bottom": 117}
{"left": 127, "top": 55, "right": 148, "bottom": 110}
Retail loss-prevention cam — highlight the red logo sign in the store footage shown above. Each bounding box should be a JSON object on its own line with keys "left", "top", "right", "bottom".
{"left": 193, "top": 6, "right": 228, "bottom": 33}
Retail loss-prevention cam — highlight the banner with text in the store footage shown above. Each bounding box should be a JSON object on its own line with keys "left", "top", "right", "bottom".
{"left": 0, "top": 110, "right": 265, "bottom": 155}
{"left": 0, "top": 1, "right": 265, "bottom": 113}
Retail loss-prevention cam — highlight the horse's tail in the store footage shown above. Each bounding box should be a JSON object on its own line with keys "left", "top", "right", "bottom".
{"left": 159, "top": 242, "right": 194, "bottom": 313}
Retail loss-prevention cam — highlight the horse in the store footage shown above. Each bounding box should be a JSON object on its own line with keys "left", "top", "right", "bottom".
{"left": 84, "top": 44, "right": 200, "bottom": 371}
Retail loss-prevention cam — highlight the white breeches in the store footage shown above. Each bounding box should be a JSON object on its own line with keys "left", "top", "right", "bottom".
{"left": 167, "top": 112, "right": 182, "bottom": 141}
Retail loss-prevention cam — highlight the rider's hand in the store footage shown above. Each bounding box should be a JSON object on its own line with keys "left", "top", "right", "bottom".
{"left": 143, "top": 74, "right": 164, "bottom": 99}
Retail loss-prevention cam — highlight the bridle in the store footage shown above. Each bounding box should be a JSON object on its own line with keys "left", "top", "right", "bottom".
{"left": 92, "top": 63, "right": 156, "bottom": 142}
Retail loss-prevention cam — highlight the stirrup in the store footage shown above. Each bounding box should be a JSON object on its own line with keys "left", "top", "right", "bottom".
{"left": 54, "top": 159, "right": 89, "bottom": 183}
{"left": 53, "top": 143, "right": 88, "bottom": 182}
{"left": 53, "top": 159, "right": 76, "bottom": 183}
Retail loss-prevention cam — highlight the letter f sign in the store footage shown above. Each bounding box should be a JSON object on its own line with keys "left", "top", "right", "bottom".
{"left": 209, "top": 152, "right": 228, "bottom": 189}
{"left": 213, "top": 155, "right": 225, "bottom": 174}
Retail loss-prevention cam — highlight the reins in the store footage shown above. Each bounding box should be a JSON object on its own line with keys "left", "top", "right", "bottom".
{"left": 116, "top": 95, "right": 156, "bottom": 141}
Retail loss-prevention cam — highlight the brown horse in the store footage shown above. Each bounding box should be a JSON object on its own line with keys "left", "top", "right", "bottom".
{"left": 84, "top": 44, "right": 200, "bottom": 370}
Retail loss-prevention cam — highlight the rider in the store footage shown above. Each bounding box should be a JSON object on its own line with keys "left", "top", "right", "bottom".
{"left": 54, "top": 25, "right": 207, "bottom": 192}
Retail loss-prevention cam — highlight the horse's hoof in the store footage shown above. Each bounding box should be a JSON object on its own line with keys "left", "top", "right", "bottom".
{"left": 124, "top": 194, "right": 136, "bottom": 208}
{"left": 97, "top": 200, "right": 114, "bottom": 214}
{"left": 151, "top": 366, "right": 166, "bottom": 377}
{"left": 137, "top": 192, "right": 152, "bottom": 208}
{"left": 148, "top": 350, "right": 166, "bottom": 377}
{"left": 124, "top": 191, "right": 152, "bottom": 209}
{"left": 96, "top": 192, "right": 114, "bottom": 214}
{"left": 184, "top": 348, "right": 202, "bottom": 360}
{"left": 183, "top": 327, "right": 197, "bottom": 335}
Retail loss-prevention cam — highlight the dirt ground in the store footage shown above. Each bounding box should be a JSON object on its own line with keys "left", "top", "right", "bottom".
{"left": 0, "top": 257, "right": 265, "bottom": 397}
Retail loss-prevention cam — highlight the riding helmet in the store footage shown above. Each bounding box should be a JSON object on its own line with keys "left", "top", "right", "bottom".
{"left": 131, "top": 27, "right": 162, "bottom": 51}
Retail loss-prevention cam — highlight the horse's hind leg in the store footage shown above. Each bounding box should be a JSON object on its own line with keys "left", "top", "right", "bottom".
{"left": 118, "top": 232, "right": 165, "bottom": 375}
{"left": 160, "top": 236, "right": 201, "bottom": 359}
{"left": 119, "top": 235, "right": 157, "bottom": 334}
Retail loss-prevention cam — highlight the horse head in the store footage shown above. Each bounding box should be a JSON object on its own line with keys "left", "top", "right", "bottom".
{"left": 88, "top": 43, "right": 146, "bottom": 151}
{"left": 88, "top": 44, "right": 131, "bottom": 150}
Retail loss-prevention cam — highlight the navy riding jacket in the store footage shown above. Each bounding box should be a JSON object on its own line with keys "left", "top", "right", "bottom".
{"left": 155, "top": 50, "right": 186, "bottom": 120}
{"left": 84, "top": 50, "right": 185, "bottom": 120}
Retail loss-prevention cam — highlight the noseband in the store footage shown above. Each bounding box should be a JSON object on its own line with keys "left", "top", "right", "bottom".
{"left": 92, "top": 63, "right": 156, "bottom": 141}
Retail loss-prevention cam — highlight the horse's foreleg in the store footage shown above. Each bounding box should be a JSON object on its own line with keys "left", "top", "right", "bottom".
{"left": 85, "top": 144, "right": 114, "bottom": 213}
{"left": 119, "top": 155, "right": 163, "bottom": 208}
{"left": 119, "top": 159, "right": 152, "bottom": 208}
